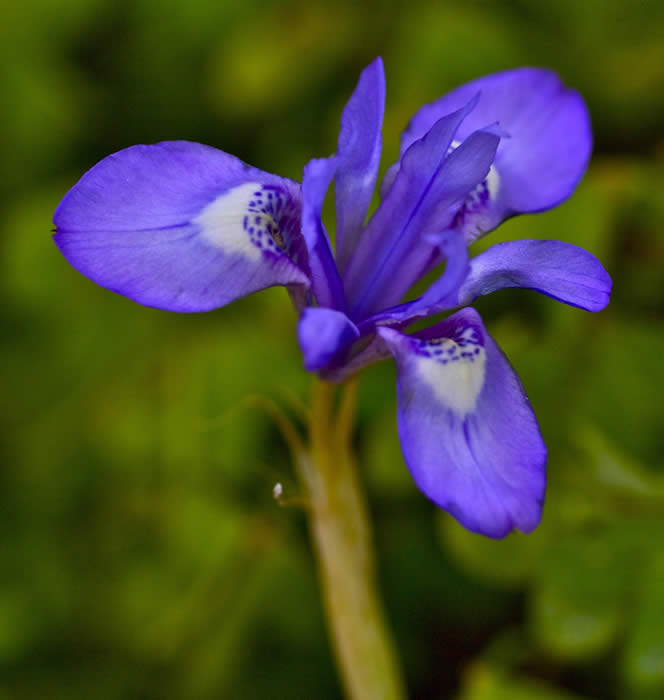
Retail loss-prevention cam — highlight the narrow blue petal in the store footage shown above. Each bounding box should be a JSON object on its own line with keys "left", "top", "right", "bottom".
{"left": 335, "top": 57, "right": 386, "bottom": 273}
{"left": 301, "top": 157, "right": 346, "bottom": 310}
{"left": 297, "top": 307, "right": 360, "bottom": 372}
{"left": 379, "top": 308, "right": 547, "bottom": 538}
{"left": 344, "top": 113, "right": 499, "bottom": 320}
{"left": 394, "top": 68, "right": 592, "bottom": 240}
{"left": 418, "top": 231, "right": 470, "bottom": 307}
{"left": 365, "top": 229, "right": 469, "bottom": 327}
{"left": 53, "top": 141, "right": 310, "bottom": 311}
{"left": 457, "top": 239, "right": 612, "bottom": 311}
{"left": 343, "top": 103, "right": 472, "bottom": 316}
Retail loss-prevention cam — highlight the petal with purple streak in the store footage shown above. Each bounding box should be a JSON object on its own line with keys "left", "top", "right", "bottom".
{"left": 379, "top": 308, "right": 546, "bottom": 538}
{"left": 342, "top": 101, "right": 472, "bottom": 317}
{"left": 344, "top": 103, "right": 499, "bottom": 320}
{"left": 366, "top": 228, "right": 469, "bottom": 327}
{"left": 54, "top": 141, "right": 310, "bottom": 311}
{"left": 390, "top": 68, "right": 592, "bottom": 241}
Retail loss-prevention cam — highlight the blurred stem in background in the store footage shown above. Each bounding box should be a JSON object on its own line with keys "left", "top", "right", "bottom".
{"left": 295, "top": 379, "right": 407, "bottom": 700}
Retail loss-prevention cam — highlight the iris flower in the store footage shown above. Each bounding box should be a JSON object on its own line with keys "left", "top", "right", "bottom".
{"left": 53, "top": 58, "right": 610, "bottom": 538}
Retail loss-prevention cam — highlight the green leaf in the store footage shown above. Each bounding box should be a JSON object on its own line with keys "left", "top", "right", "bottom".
{"left": 572, "top": 425, "right": 664, "bottom": 504}
{"left": 529, "top": 528, "right": 638, "bottom": 660}
{"left": 440, "top": 514, "right": 547, "bottom": 587}
{"left": 458, "top": 663, "right": 589, "bottom": 700}
{"left": 623, "top": 552, "right": 664, "bottom": 693}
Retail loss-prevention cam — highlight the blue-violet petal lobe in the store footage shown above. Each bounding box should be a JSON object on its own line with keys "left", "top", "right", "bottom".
{"left": 379, "top": 308, "right": 547, "bottom": 538}
{"left": 54, "top": 141, "right": 310, "bottom": 311}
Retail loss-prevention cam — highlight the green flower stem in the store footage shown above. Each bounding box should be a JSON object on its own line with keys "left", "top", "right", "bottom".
{"left": 295, "top": 378, "right": 407, "bottom": 700}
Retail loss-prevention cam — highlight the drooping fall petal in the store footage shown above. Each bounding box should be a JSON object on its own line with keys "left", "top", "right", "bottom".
{"left": 379, "top": 308, "right": 547, "bottom": 538}
{"left": 54, "top": 141, "right": 310, "bottom": 311}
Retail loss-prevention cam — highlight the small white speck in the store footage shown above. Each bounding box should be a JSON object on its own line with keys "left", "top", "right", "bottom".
{"left": 273, "top": 482, "right": 283, "bottom": 500}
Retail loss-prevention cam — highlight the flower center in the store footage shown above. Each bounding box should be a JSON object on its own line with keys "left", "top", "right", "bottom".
{"left": 245, "top": 185, "right": 293, "bottom": 252}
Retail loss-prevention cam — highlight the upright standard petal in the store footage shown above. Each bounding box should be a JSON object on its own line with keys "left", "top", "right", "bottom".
{"left": 457, "top": 239, "right": 612, "bottom": 311}
{"left": 379, "top": 308, "right": 546, "bottom": 538}
{"left": 343, "top": 103, "right": 471, "bottom": 316}
{"left": 334, "top": 57, "right": 386, "bottom": 273}
{"left": 344, "top": 102, "right": 500, "bottom": 320}
{"left": 392, "top": 68, "right": 592, "bottom": 241}
{"left": 54, "top": 141, "right": 310, "bottom": 311}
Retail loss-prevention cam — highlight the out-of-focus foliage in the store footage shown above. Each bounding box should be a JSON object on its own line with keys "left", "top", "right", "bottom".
{"left": 1, "top": 1, "right": 663, "bottom": 698}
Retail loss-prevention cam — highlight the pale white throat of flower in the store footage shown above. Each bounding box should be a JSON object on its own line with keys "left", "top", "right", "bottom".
{"left": 195, "top": 182, "right": 289, "bottom": 261}
{"left": 414, "top": 325, "right": 487, "bottom": 418}
{"left": 448, "top": 139, "right": 501, "bottom": 244}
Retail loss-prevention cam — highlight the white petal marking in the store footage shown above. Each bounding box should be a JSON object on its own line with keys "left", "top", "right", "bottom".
{"left": 195, "top": 182, "right": 284, "bottom": 262}
{"left": 447, "top": 138, "right": 501, "bottom": 243}
{"left": 485, "top": 164, "right": 500, "bottom": 200}
{"left": 415, "top": 326, "right": 487, "bottom": 417}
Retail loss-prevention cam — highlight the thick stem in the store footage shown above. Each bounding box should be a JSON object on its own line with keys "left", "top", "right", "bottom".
{"left": 295, "top": 378, "right": 407, "bottom": 700}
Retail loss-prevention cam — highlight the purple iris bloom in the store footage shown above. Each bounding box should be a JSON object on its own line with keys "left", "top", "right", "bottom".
{"left": 53, "top": 58, "right": 611, "bottom": 538}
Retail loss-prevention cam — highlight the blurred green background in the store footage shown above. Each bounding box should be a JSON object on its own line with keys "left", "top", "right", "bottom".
{"left": 2, "top": 0, "right": 664, "bottom": 698}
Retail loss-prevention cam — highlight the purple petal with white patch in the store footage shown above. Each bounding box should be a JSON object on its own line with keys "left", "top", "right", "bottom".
{"left": 334, "top": 57, "right": 385, "bottom": 273}
{"left": 379, "top": 308, "right": 546, "bottom": 538}
{"left": 390, "top": 68, "right": 592, "bottom": 242}
{"left": 457, "top": 239, "right": 612, "bottom": 311}
{"left": 54, "top": 141, "right": 310, "bottom": 311}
